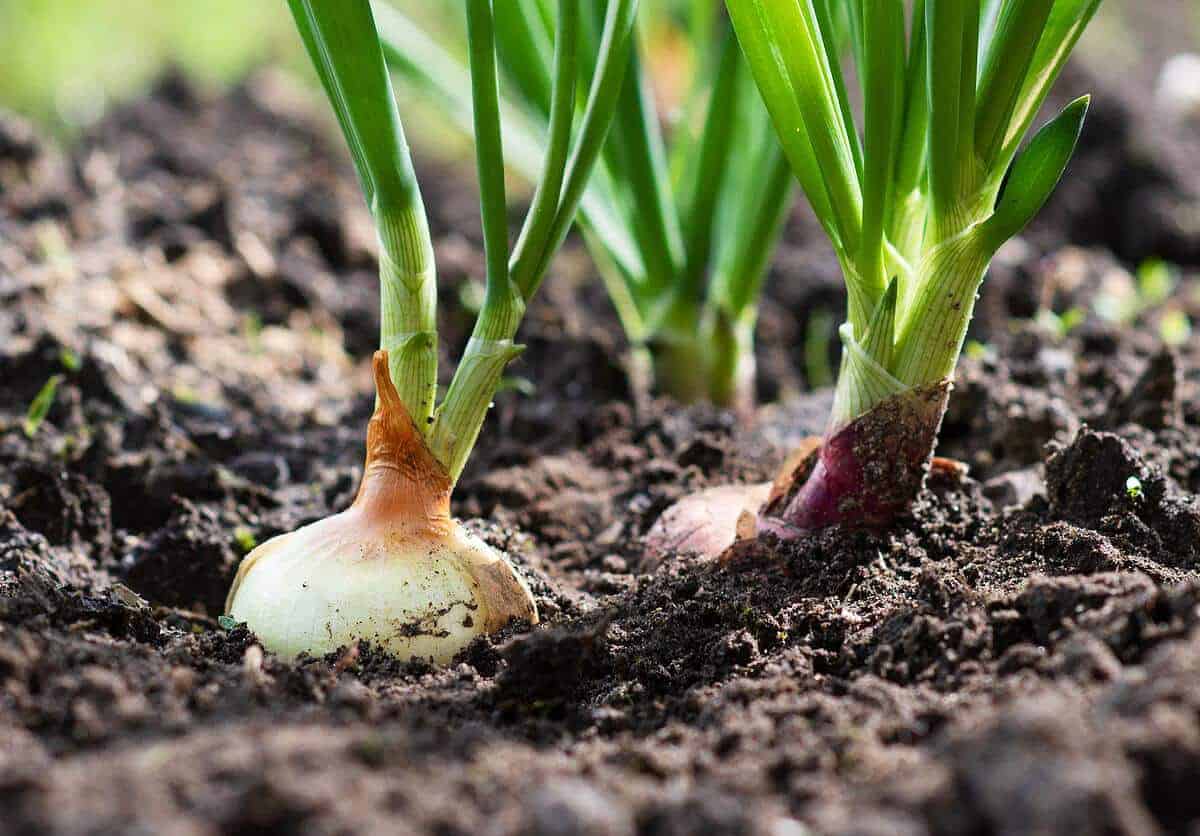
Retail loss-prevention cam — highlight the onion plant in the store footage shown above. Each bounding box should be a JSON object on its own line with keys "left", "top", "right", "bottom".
{"left": 725, "top": 0, "right": 1100, "bottom": 534}
{"left": 226, "top": 0, "right": 637, "bottom": 662}
{"left": 377, "top": 2, "right": 795, "bottom": 409}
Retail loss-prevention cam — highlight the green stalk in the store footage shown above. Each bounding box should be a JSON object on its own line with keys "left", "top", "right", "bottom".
{"left": 493, "top": 0, "right": 554, "bottom": 110}
{"left": 711, "top": 142, "right": 794, "bottom": 318}
{"left": 378, "top": 210, "right": 438, "bottom": 425}
{"left": 288, "top": 0, "right": 438, "bottom": 426}
{"left": 891, "top": 230, "right": 992, "bottom": 385}
{"left": 609, "top": 49, "right": 685, "bottom": 319}
{"left": 760, "top": 1, "right": 863, "bottom": 264}
{"left": 678, "top": 29, "right": 743, "bottom": 311}
{"left": 811, "top": 0, "right": 864, "bottom": 187}
{"left": 858, "top": 0, "right": 905, "bottom": 308}
{"left": 729, "top": 0, "right": 871, "bottom": 329}
{"left": 703, "top": 307, "right": 757, "bottom": 410}
{"left": 374, "top": 2, "right": 646, "bottom": 283}
{"left": 657, "top": 37, "right": 796, "bottom": 410}
{"left": 465, "top": 0, "right": 520, "bottom": 332}
{"left": 429, "top": 0, "right": 639, "bottom": 482}
{"left": 889, "top": 0, "right": 930, "bottom": 312}
{"left": 649, "top": 27, "right": 747, "bottom": 405}
{"left": 509, "top": 2, "right": 579, "bottom": 300}
{"left": 427, "top": 0, "right": 525, "bottom": 482}
{"left": 526, "top": 0, "right": 641, "bottom": 289}
{"left": 298, "top": 0, "right": 637, "bottom": 484}
{"left": 703, "top": 137, "right": 794, "bottom": 408}
{"left": 994, "top": 0, "right": 1103, "bottom": 168}
{"left": 925, "top": 0, "right": 982, "bottom": 242}
{"left": 975, "top": 0, "right": 1054, "bottom": 165}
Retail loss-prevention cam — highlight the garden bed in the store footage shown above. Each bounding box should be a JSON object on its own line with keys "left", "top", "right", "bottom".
{"left": 2, "top": 44, "right": 1200, "bottom": 835}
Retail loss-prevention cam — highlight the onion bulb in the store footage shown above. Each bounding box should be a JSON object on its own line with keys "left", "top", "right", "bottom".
{"left": 226, "top": 351, "right": 538, "bottom": 663}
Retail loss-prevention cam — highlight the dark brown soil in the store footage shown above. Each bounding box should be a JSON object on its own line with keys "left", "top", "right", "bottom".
{"left": 2, "top": 29, "right": 1200, "bottom": 835}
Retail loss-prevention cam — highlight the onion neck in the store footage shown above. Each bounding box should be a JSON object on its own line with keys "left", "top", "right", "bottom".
{"left": 353, "top": 351, "right": 453, "bottom": 537}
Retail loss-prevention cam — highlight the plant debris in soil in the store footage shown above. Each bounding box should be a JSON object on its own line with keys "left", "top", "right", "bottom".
{"left": 2, "top": 42, "right": 1200, "bottom": 836}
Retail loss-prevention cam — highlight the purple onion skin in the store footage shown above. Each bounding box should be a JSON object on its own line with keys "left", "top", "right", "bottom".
{"left": 759, "top": 381, "right": 951, "bottom": 537}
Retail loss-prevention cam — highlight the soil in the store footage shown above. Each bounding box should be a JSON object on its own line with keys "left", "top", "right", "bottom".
{"left": 3, "top": 19, "right": 1200, "bottom": 835}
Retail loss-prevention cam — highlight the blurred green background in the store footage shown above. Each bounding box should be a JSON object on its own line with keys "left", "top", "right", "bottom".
{"left": 0, "top": 0, "right": 296, "bottom": 131}
{"left": 0, "top": 0, "right": 1195, "bottom": 137}
{"left": 0, "top": 1, "right": 688, "bottom": 135}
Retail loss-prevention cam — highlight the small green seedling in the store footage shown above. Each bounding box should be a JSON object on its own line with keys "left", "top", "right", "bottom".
{"left": 1096, "top": 258, "right": 1181, "bottom": 325}
{"left": 23, "top": 375, "right": 63, "bottom": 438}
{"left": 1159, "top": 308, "right": 1191, "bottom": 347}
{"left": 1125, "top": 475, "right": 1144, "bottom": 501}
{"left": 964, "top": 340, "right": 995, "bottom": 361}
{"left": 1138, "top": 258, "right": 1176, "bottom": 307}
{"left": 233, "top": 527, "right": 258, "bottom": 554}
{"left": 1036, "top": 305, "right": 1085, "bottom": 340}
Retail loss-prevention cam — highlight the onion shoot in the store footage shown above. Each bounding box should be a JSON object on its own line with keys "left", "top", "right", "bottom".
{"left": 376, "top": 2, "right": 795, "bottom": 410}
{"left": 227, "top": 0, "right": 638, "bottom": 661}
{"left": 725, "top": 0, "right": 1100, "bottom": 535}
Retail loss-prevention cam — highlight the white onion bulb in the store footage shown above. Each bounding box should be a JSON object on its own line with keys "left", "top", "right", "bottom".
{"left": 226, "top": 352, "right": 538, "bottom": 663}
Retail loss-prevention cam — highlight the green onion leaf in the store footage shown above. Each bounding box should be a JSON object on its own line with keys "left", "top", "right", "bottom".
{"left": 975, "top": 0, "right": 1054, "bottom": 166}
{"left": 925, "top": 0, "right": 981, "bottom": 236}
{"left": 494, "top": 0, "right": 555, "bottom": 110}
{"left": 287, "top": 0, "right": 417, "bottom": 215}
{"left": 465, "top": 0, "right": 518, "bottom": 337}
{"left": 859, "top": 0, "right": 906, "bottom": 296}
{"left": 982, "top": 95, "right": 1089, "bottom": 248}
{"left": 994, "top": 0, "right": 1103, "bottom": 167}
{"left": 509, "top": 2, "right": 579, "bottom": 300}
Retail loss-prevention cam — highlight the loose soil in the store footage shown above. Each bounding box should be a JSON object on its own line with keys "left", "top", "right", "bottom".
{"left": 3, "top": 22, "right": 1200, "bottom": 835}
